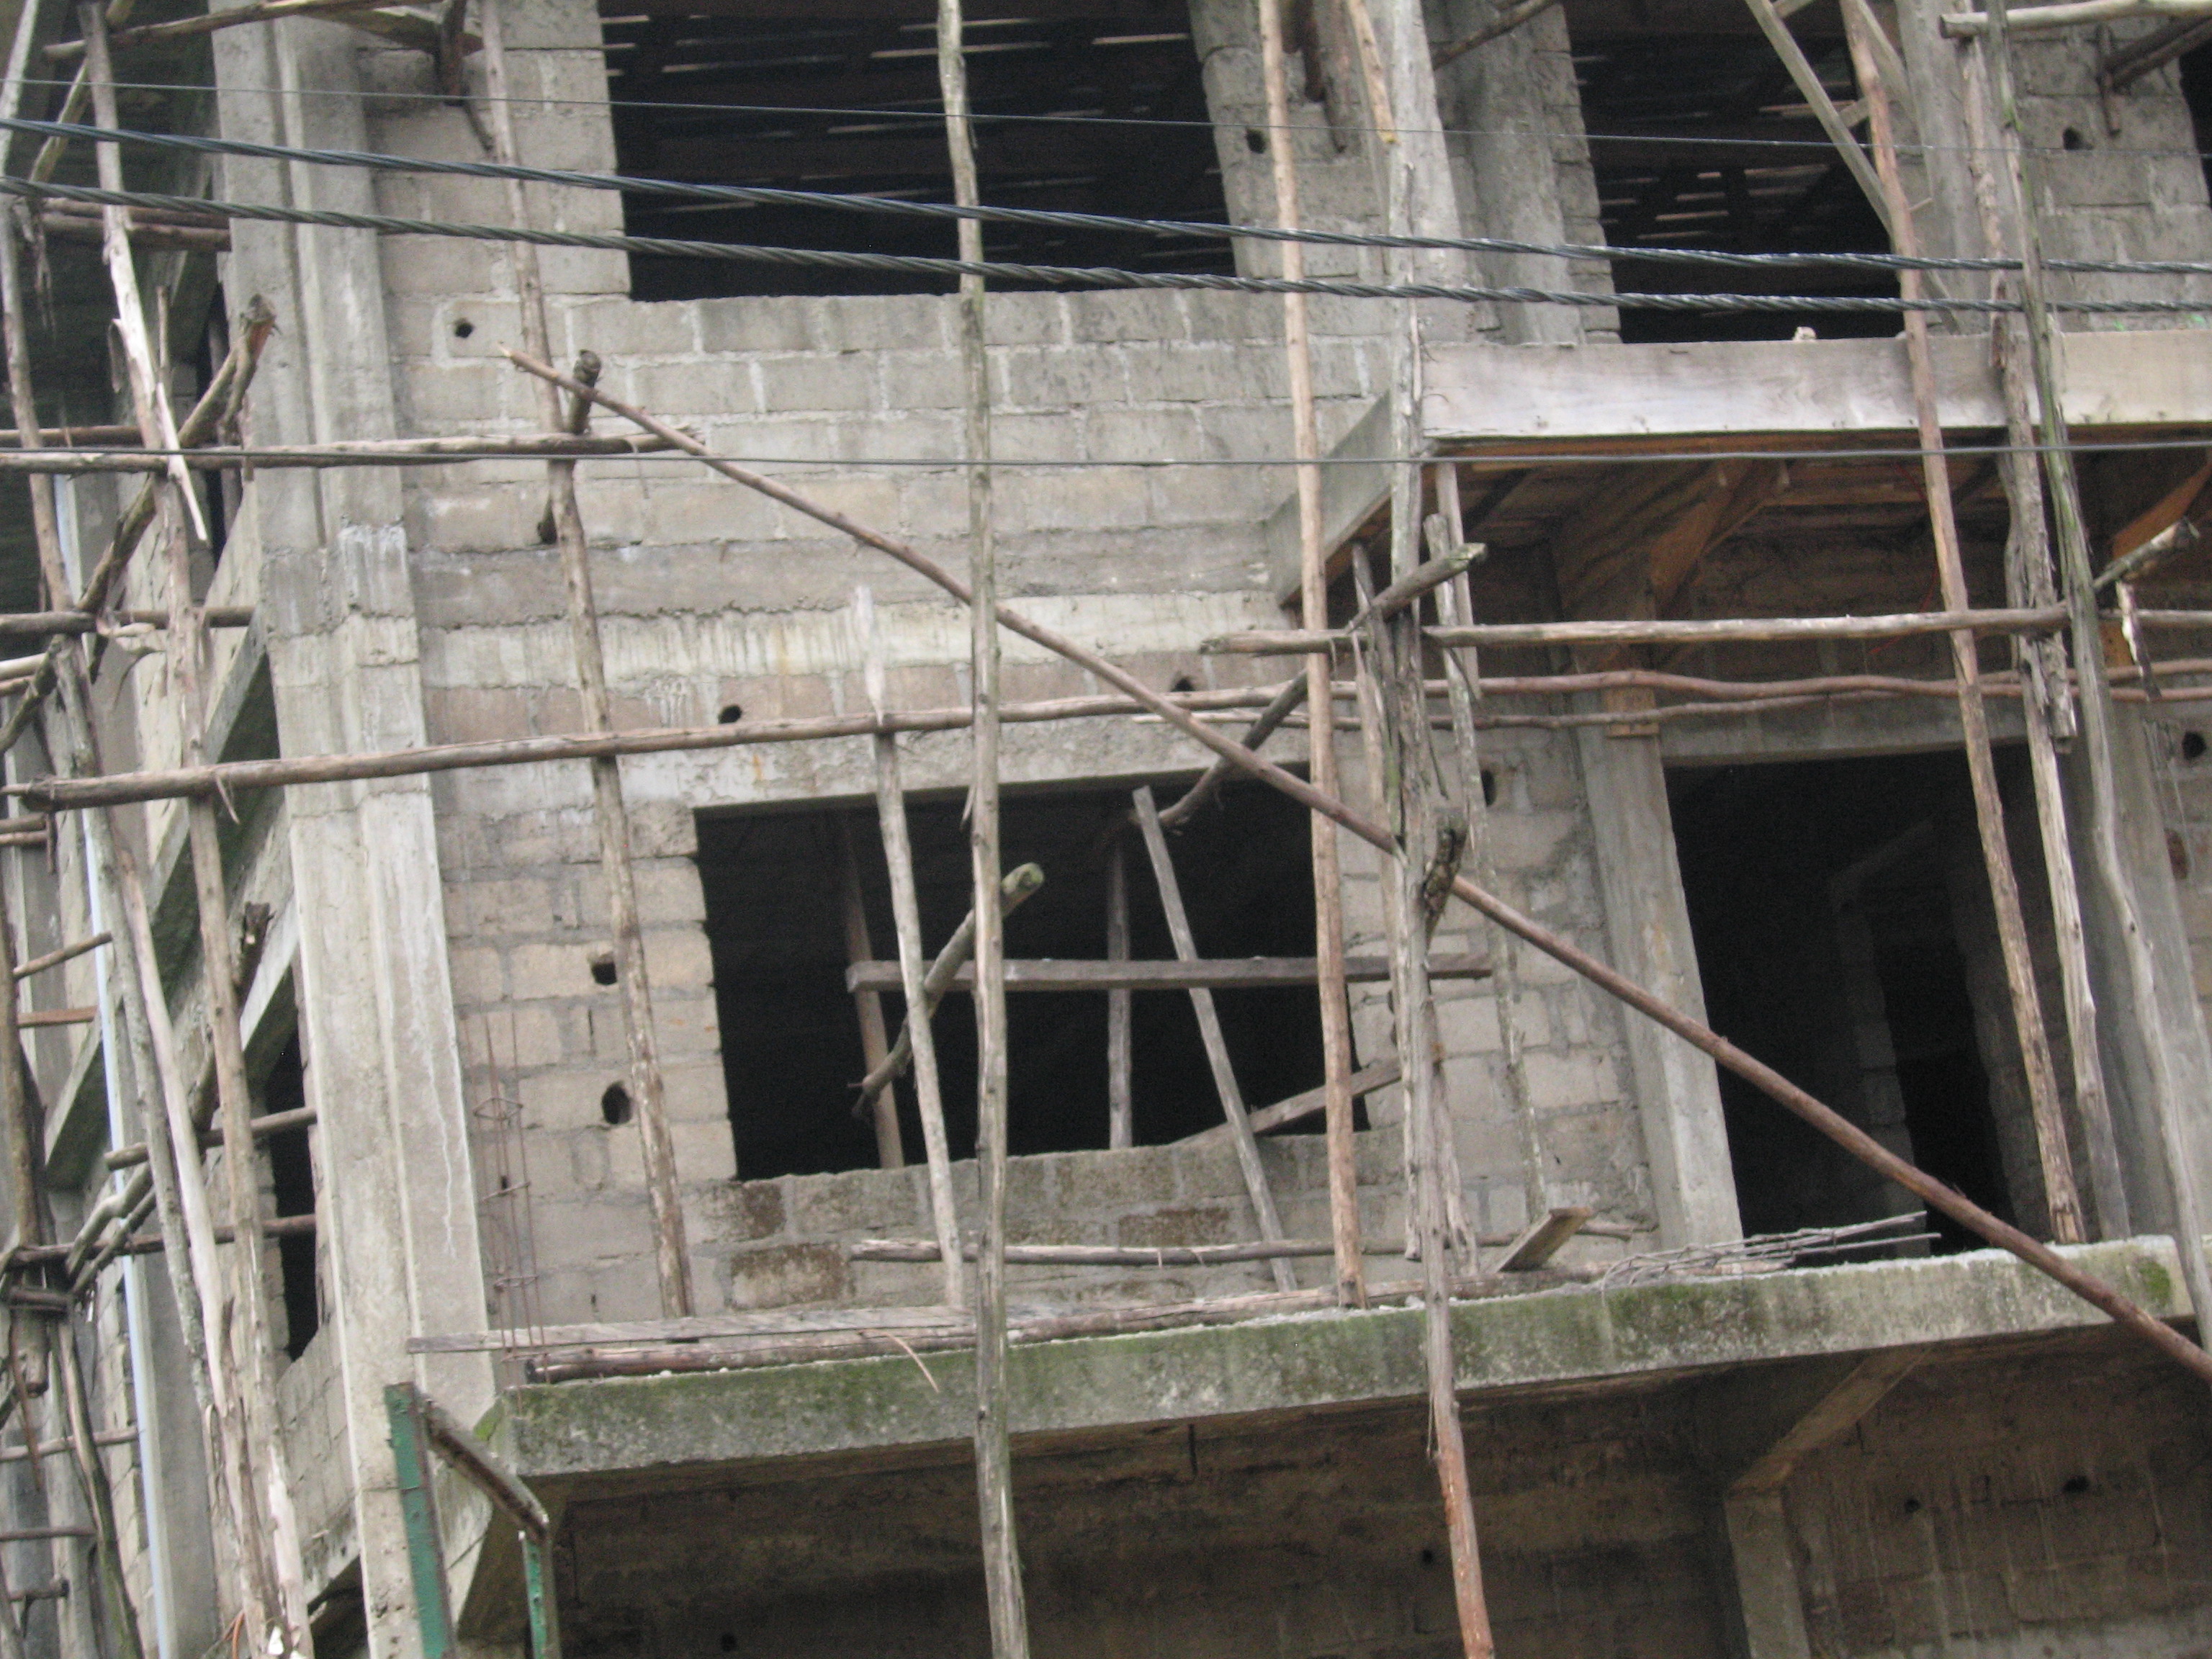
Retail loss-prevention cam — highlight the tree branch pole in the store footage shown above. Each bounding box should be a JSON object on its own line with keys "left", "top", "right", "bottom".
{"left": 835, "top": 815, "right": 904, "bottom": 1169}
{"left": 1105, "top": 839, "right": 1132, "bottom": 1151}
{"left": 1972, "top": 0, "right": 2212, "bottom": 1344}
{"left": 1259, "top": 0, "right": 1364, "bottom": 1309}
{"left": 504, "top": 347, "right": 2212, "bottom": 1390}
{"left": 936, "top": 1, "right": 1029, "bottom": 1651}
{"left": 479, "top": 0, "right": 693, "bottom": 1315}
{"left": 855, "top": 588, "right": 963, "bottom": 1303}
{"left": 84, "top": 9, "right": 307, "bottom": 1639}
{"left": 1843, "top": 0, "right": 2083, "bottom": 1241}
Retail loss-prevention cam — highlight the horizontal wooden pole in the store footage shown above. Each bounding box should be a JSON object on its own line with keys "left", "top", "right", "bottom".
{"left": 0, "top": 831, "right": 47, "bottom": 849}
{"left": 1204, "top": 606, "right": 2072, "bottom": 655}
{"left": 37, "top": 213, "right": 229, "bottom": 252}
{"left": 1183, "top": 1058, "right": 1402, "bottom": 1143}
{"left": 842, "top": 955, "right": 1489, "bottom": 993}
{"left": 0, "top": 434, "right": 688, "bottom": 472}
{"left": 1945, "top": 0, "right": 2211, "bottom": 31}
{"left": 15, "top": 932, "right": 107, "bottom": 981}
{"left": 104, "top": 1104, "right": 317, "bottom": 1169}
{"left": 47, "top": 0, "right": 419, "bottom": 56}
{"left": 0, "top": 1429, "right": 135, "bottom": 1463}
{"left": 19, "top": 1007, "right": 92, "bottom": 1027}
{"left": 0, "top": 607, "right": 252, "bottom": 637}
{"left": 850, "top": 1238, "right": 1352, "bottom": 1265}
{"left": 0, "top": 424, "right": 138, "bottom": 446}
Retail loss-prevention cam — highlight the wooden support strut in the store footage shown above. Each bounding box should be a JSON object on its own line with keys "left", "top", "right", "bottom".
{"left": 836, "top": 817, "right": 904, "bottom": 1169}
{"left": 501, "top": 347, "right": 2212, "bottom": 1393}
{"left": 1843, "top": 0, "right": 2085, "bottom": 1243}
{"left": 1133, "top": 785, "right": 1298, "bottom": 1292}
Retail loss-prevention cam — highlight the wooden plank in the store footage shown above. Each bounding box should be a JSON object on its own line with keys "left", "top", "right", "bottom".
{"left": 843, "top": 956, "right": 1491, "bottom": 992}
{"left": 407, "top": 1304, "right": 973, "bottom": 1355}
{"left": 1495, "top": 1205, "right": 1593, "bottom": 1270}
{"left": 1105, "top": 844, "right": 1132, "bottom": 1151}
{"left": 1731, "top": 1347, "right": 1925, "bottom": 1495}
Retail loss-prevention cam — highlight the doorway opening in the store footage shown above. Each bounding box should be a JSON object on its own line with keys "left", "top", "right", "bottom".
{"left": 1669, "top": 749, "right": 2057, "bottom": 1246}
{"left": 698, "top": 778, "right": 1324, "bottom": 1178}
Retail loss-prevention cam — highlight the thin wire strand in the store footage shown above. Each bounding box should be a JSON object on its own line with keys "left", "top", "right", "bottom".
{"left": 16, "top": 72, "right": 2212, "bottom": 166}
{"left": 8, "top": 174, "right": 2212, "bottom": 311}
{"left": 19, "top": 113, "right": 2212, "bottom": 278}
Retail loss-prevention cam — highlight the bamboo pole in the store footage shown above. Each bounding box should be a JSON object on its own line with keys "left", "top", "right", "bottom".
{"left": 855, "top": 590, "right": 963, "bottom": 1303}
{"left": 84, "top": 9, "right": 303, "bottom": 1638}
{"left": 835, "top": 816, "right": 904, "bottom": 1169}
{"left": 1105, "top": 840, "right": 1132, "bottom": 1151}
{"left": 938, "top": 0, "right": 1028, "bottom": 1649}
{"left": 1259, "top": 0, "right": 1364, "bottom": 1309}
{"left": 1843, "top": 4, "right": 2083, "bottom": 1242}
{"left": 480, "top": 0, "right": 692, "bottom": 1314}
{"left": 1133, "top": 785, "right": 1297, "bottom": 1292}
{"left": 503, "top": 349, "right": 2212, "bottom": 1391}
{"left": 1973, "top": 4, "right": 2212, "bottom": 1331}
{"left": 1210, "top": 608, "right": 2070, "bottom": 652}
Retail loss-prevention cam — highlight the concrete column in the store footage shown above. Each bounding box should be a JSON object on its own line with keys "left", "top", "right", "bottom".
{"left": 1722, "top": 1493, "right": 1812, "bottom": 1659}
{"left": 213, "top": 18, "right": 496, "bottom": 1659}
{"left": 1576, "top": 729, "right": 1743, "bottom": 1246}
{"left": 2069, "top": 711, "right": 2212, "bottom": 1241}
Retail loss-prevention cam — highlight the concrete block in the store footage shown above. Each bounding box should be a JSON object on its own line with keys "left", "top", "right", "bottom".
{"left": 1066, "top": 290, "right": 1184, "bottom": 343}
{"left": 809, "top": 295, "right": 952, "bottom": 354}
{"left": 701, "top": 1178, "right": 786, "bottom": 1243}
{"left": 673, "top": 1119, "right": 737, "bottom": 1182}
{"left": 558, "top": 297, "right": 698, "bottom": 358}
{"left": 625, "top": 361, "right": 760, "bottom": 421}
{"left": 508, "top": 940, "right": 599, "bottom": 1002}
{"left": 724, "top": 1241, "right": 852, "bottom": 1308}
{"left": 992, "top": 347, "right": 1129, "bottom": 409}
{"left": 1120, "top": 1205, "right": 1237, "bottom": 1249}
{"left": 878, "top": 353, "right": 964, "bottom": 410}
{"left": 758, "top": 354, "right": 876, "bottom": 414}
{"left": 377, "top": 233, "right": 505, "bottom": 298}
{"left": 642, "top": 478, "right": 783, "bottom": 547}
{"left": 982, "top": 295, "right": 1067, "bottom": 346}
{"left": 696, "top": 299, "right": 816, "bottom": 355}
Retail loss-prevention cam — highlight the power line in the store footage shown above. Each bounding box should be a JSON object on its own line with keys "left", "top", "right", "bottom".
{"left": 16, "top": 115, "right": 2212, "bottom": 282}
{"left": 15, "top": 172, "right": 2207, "bottom": 312}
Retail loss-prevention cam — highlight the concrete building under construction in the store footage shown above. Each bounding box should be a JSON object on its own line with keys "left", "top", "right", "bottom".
{"left": 0, "top": 0, "right": 2207, "bottom": 1654}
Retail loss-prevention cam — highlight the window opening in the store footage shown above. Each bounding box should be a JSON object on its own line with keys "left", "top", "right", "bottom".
{"left": 602, "top": 1, "right": 1236, "bottom": 300}
{"left": 697, "top": 778, "right": 1324, "bottom": 1178}
{"left": 1570, "top": 29, "right": 1897, "bottom": 341}
{"left": 1671, "top": 750, "right": 2049, "bottom": 1248}
{"left": 257, "top": 1033, "right": 320, "bottom": 1359}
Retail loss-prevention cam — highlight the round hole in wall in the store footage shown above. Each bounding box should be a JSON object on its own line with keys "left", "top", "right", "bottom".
{"left": 1419, "top": 1548, "right": 1438, "bottom": 1567}
{"left": 719, "top": 1639, "right": 737, "bottom": 1655}
{"left": 2184, "top": 731, "right": 2207, "bottom": 761}
{"left": 1169, "top": 675, "right": 1197, "bottom": 694}
{"left": 719, "top": 703, "right": 745, "bottom": 724}
{"left": 2062, "top": 1474, "right": 2092, "bottom": 1495}
{"left": 2062, "top": 126, "right": 2090, "bottom": 150}
{"left": 590, "top": 950, "right": 618, "bottom": 986}
{"left": 601, "top": 1082, "right": 633, "bottom": 1125}
{"left": 1480, "top": 768, "right": 1498, "bottom": 807}
{"left": 1902, "top": 1496, "right": 1923, "bottom": 1514}
{"left": 452, "top": 318, "right": 475, "bottom": 339}
{"left": 1244, "top": 126, "right": 1267, "bottom": 154}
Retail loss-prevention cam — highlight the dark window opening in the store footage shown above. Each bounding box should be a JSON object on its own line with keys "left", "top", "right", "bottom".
{"left": 258, "top": 1033, "right": 320, "bottom": 1360}
{"left": 186, "top": 284, "right": 238, "bottom": 573}
{"left": 1570, "top": 32, "right": 1897, "bottom": 342}
{"left": 1671, "top": 751, "right": 2046, "bottom": 1249}
{"left": 698, "top": 780, "right": 1326, "bottom": 1178}
{"left": 2181, "top": 44, "right": 2212, "bottom": 201}
{"left": 602, "top": 1, "right": 1236, "bottom": 300}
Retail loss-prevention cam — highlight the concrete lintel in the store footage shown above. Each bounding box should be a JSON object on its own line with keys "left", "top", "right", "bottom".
{"left": 1422, "top": 329, "right": 2212, "bottom": 446}
{"left": 501, "top": 1236, "right": 2184, "bottom": 1485}
{"left": 1262, "top": 395, "right": 1398, "bottom": 605}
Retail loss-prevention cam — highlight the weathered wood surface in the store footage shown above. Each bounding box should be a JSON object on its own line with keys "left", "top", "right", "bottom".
{"left": 843, "top": 956, "right": 1490, "bottom": 992}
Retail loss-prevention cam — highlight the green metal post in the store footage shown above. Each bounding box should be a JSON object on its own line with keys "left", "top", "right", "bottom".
{"left": 522, "top": 1536, "right": 561, "bottom": 1659}
{"left": 383, "top": 1384, "right": 455, "bottom": 1659}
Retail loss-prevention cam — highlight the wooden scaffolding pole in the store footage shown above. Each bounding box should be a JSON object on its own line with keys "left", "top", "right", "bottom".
{"left": 1841, "top": 1, "right": 2085, "bottom": 1243}
{"left": 1132, "top": 786, "right": 1297, "bottom": 1292}
{"left": 936, "top": 0, "right": 1028, "bottom": 1650}
{"left": 1257, "top": 0, "right": 1365, "bottom": 1308}
{"left": 835, "top": 817, "right": 904, "bottom": 1169}
{"left": 1969, "top": 3, "right": 2212, "bottom": 1337}
{"left": 1105, "top": 840, "right": 1132, "bottom": 1151}
{"left": 856, "top": 590, "right": 964, "bottom": 1304}
{"left": 478, "top": 0, "right": 693, "bottom": 1313}
{"left": 83, "top": 9, "right": 308, "bottom": 1644}
{"left": 507, "top": 350, "right": 2212, "bottom": 1391}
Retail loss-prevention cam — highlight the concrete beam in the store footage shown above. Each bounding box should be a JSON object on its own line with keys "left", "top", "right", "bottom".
{"left": 1263, "top": 395, "right": 1393, "bottom": 604}
{"left": 500, "top": 1236, "right": 2185, "bottom": 1487}
{"left": 1422, "top": 328, "right": 2212, "bottom": 445}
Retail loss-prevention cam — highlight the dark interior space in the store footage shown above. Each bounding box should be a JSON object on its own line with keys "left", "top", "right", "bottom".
{"left": 699, "top": 777, "right": 1325, "bottom": 1178}
{"left": 1570, "top": 12, "right": 1899, "bottom": 342}
{"left": 1670, "top": 750, "right": 2020, "bottom": 1246}
{"left": 2180, "top": 42, "right": 2212, "bottom": 201}
{"left": 257, "top": 1033, "right": 320, "bottom": 1359}
{"left": 602, "top": 0, "right": 1235, "bottom": 300}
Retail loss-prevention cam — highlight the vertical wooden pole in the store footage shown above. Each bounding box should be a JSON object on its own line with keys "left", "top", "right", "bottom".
{"left": 1257, "top": 0, "right": 1364, "bottom": 1307}
{"left": 935, "top": 1, "right": 1028, "bottom": 1651}
{"left": 836, "top": 817, "right": 904, "bottom": 1169}
{"left": 480, "top": 0, "right": 694, "bottom": 1311}
{"left": 1972, "top": 7, "right": 2212, "bottom": 1327}
{"left": 1105, "top": 842, "right": 1133, "bottom": 1151}
{"left": 1842, "top": 2, "right": 2083, "bottom": 1242}
{"left": 856, "top": 591, "right": 965, "bottom": 1303}
{"left": 1132, "top": 787, "right": 1297, "bottom": 1290}
{"left": 83, "top": 10, "right": 305, "bottom": 1644}
{"left": 53, "top": 1318, "right": 142, "bottom": 1659}
{"left": 1956, "top": 77, "right": 2128, "bottom": 1231}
